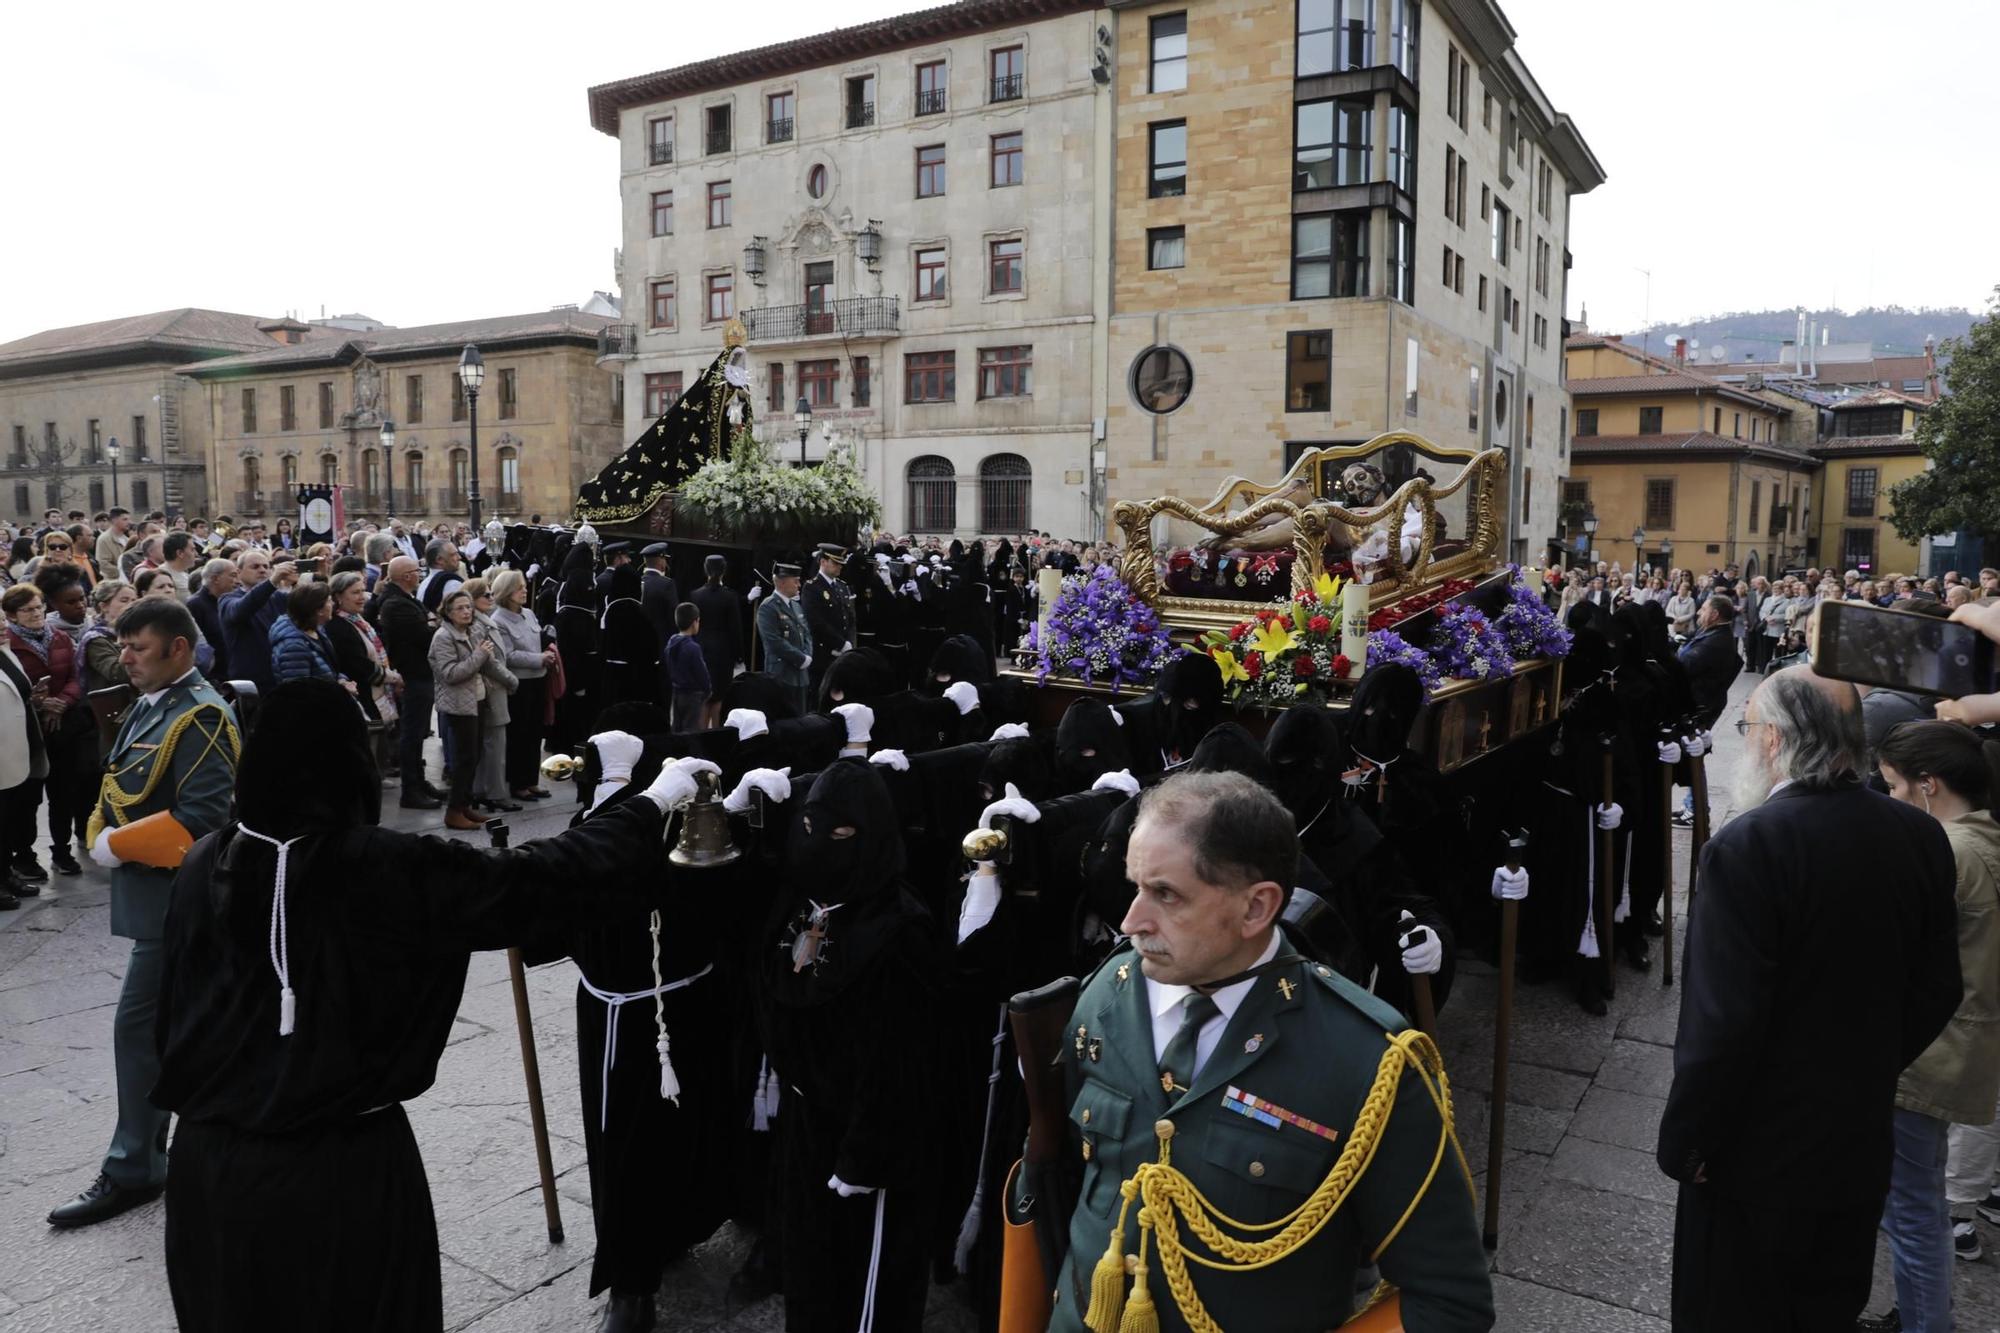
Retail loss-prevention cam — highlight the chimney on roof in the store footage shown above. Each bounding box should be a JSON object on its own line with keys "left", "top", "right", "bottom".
{"left": 256, "top": 316, "right": 312, "bottom": 346}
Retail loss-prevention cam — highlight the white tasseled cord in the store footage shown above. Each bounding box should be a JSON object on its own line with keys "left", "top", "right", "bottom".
{"left": 239, "top": 826, "right": 305, "bottom": 1036}
{"left": 650, "top": 909, "right": 681, "bottom": 1105}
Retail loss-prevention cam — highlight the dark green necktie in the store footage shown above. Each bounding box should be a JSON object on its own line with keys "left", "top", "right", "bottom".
{"left": 1158, "top": 993, "right": 1220, "bottom": 1097}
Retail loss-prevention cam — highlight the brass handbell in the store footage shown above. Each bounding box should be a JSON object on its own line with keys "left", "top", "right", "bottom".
{"left": 540, "top": 752, "right": 581, "bottom": 782}
{"left": 670, "top": 768, "right": 741, "bottom": 868}
{"left": 962, "top": 821, "right": 1012, "bottom": 865}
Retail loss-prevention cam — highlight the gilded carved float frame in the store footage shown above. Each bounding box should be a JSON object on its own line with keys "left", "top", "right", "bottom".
{"left": 1109, "top": 432, "right": 1507, "bottom": 635}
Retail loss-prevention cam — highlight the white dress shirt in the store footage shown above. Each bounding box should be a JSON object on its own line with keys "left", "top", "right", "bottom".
{"left": 1144, "top": 930, "right": 1283, "bottom": 1082}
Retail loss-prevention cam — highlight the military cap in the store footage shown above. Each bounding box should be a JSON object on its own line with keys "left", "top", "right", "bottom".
{"left": 772, "top": 561, "right": 803, "bottom": 578}
{"left": 640, "top": 542, "right": 671, "bottom": 558}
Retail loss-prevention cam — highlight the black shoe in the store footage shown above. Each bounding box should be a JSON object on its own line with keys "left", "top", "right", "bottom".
{"left": 1641, "top": 910, "right": 1664, "bottom": 939}
{"left": 598, "top": 1293, "right": 655, "bottom": 1333}
{"left": 1619, "top": 932, "right": 1653, "bottom": 971}
{"left": 399, "top": 791, "right": 442, "bottom": 811}
{"left": 12, "top": 853, "right": 47, "bottom": 883}
{"left": 49, "top": 846, "right": 81, "bottom": 877}
{"left": 1576, "top": 972, "right": 1608, "bottom": 1016}
{"left": 47, "top": 1173, "right": 163, "bottom": 1229}
{"left": 480, "top": 798, "right": 523, "bottom": 813}
{"left": 0, "top": 889, "right": 18, "bottom": 911}
{"left": 11, "top": 871, "right": 39, "bottom": 897}
{"left": 1857, "top": 1308, "right": 1902, "bottom": 1331}
{"left": 422, "top": 782, "right": 448, "bottom": 802}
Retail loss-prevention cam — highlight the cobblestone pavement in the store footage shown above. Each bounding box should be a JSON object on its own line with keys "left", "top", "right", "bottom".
{"left": 2, "top": 671, "right": 1998, "bottom": 1329}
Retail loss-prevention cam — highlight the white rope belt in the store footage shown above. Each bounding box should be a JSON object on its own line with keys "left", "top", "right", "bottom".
{"left": 578, "top": 962, "right": 712, "bottom": 1132}
{"left": 238, "top": 825, "right": 304, "bottom": 1037}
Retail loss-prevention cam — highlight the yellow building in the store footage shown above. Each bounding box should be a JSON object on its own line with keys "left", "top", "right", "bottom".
{"left": 1102, "top": 0, "right": 1604, "bottom": 565}
{"left": 1564, "top": 334, "right": 1814, "bottom": 578}
{"left": 182, "top": 311, "right": 625, "bottom": 528}
{"left": 1810, "top": 389, "right": 1930, "bottom": 578}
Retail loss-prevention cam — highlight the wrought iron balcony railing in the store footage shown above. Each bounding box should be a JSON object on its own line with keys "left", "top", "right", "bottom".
{"left": 766, "top": 117, "right": 794, "bottom": 144}
{"left": 649, "top": 140, "right": 674, "bottom": 166}
{"left": 846, "top": 101, "right": 874, "bottom": 129}
{"left": 916, "top": 88, "right": 947, "bottom": 115}
{"left": 742, "top": 296, "right": 900, "bottom": 343}
{"left": 990, "top": 74, "right": 1023, "bottom": 102}
{"left": 597, "top": 324, "right": 638, "bottom": 360}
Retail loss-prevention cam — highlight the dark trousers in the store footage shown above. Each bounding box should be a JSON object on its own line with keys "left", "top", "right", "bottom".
{"left": 1, "top": 777, "right": 43, "bottom": 861}
{"left": 1671, "top": 1182, "right": 1877, "bottom": 1330}
{"left": 671, "top": 688, "right": 707, "bottom": 734}
{"left": 1751, "top": 634, "right": 1776, "bottom": 672}
{"left": 104, "top": 936, "right": 171, "bottom": 1188}
{"left": 505, "top": 675, "right": 547, "bottom": 790}
{"left": 442, "top": 713, "right": 481, "bottom": 810}
{"left": 398, "top": 678, "right": 434, "bottom": 792}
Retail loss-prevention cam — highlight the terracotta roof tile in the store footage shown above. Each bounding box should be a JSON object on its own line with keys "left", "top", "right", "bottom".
{"left": 1811, "top": 434, "right": 1921, "bottom": 457}
{"left": 1572, "top": 431, "right": 1817, "bottom": 465}
{"left": 1829, "top": 387, "right": 1930, "bottom": 411}
{"left": 181, "top": 309, "right": 615, "bottom": 376}
{"left": 0, "top": 308, "right": 281, "bottom": 369}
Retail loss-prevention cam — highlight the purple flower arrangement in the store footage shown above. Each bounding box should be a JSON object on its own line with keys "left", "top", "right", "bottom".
{"left": 1025, "top": 565, "right": 1182, "bottom": 693}
{"left": 1429, "top": 604, "right": 1516, "bottom": 683}
{"left": 1494, "top": 566, "right": 1573, "bottom": 662}
{"left": 1364, "top": 628, "right": 1443, "bottom": 695}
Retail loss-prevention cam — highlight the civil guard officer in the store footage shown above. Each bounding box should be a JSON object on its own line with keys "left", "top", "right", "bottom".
{"left": 1049, "top": 771, "right": 1493, "bottom": 1332}
{"left": 48, "top": 598, "right": 240, "bottom": 1228}
{"left": 803, "top": 542, "right": 856, "bottom": 702}
{"left": 756, "top": 561, "right": 814, "bottom": 717}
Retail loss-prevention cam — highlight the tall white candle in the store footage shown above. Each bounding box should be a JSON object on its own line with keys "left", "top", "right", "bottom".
{"left": 1340, "top": 579, "right": 1369, "bottom": 679}
{"left": 1038, "top": 567, "right": 1063, "bottom": 640}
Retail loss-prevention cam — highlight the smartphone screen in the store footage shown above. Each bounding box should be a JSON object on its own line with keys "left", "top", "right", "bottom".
{"left": 1811, "top": 600, "right": 1995, "bottom": 697}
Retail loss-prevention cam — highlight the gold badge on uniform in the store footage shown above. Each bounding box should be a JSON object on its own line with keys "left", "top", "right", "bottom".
{"left": 1277, "top": 978, "right": 1297, "bottom": 1001}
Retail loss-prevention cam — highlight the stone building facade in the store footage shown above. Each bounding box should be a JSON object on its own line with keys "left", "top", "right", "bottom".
{"left": 588, "top": 0, "right": 1107, "bottom": 540}
{"left": 180, "top": 311, "right": 623, "bottom": 530}
{"left": 1101, "top": 0, "right": 1602, "bottom": 563}
{"left": 0, "top": 309, "right": 291, "bottom": 525}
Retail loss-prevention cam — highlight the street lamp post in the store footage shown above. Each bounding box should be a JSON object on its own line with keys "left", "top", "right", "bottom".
{"left": 459, "top": 345, "right": 485, "bottom": 531}
{"left": 793, "top": 395, "right": 812, "bottom": 467}
{"left": 1660, "top": 538, "right": 1674, "bottom": 571}
{"left": 380, "top": 419, "right": 397, "bottom": 520}
{"left": 1581, "top": 505, "right": 1599, "bottom": 562}
{"left": 106, "top": 436, "right": 121, "bottom": 508}
{"left": 1632, "top": 526, "right": 1647, "bottom": 573}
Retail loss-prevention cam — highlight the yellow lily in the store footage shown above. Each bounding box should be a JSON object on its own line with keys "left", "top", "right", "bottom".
{"left": 1313, "top": 570, "right": 1346, "bottom": 604}
{"left": 1210, "top": 646, "right": 1248, "bottom": 684}
{"left": 1249, "top": 617, "right": 1297, "bottom": 660}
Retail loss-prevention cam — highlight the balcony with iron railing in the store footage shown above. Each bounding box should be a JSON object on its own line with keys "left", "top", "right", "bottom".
{"left": 649, "top": 140, "right": 674, "bottom": 166}
{"left": 916, "top": 88, "right": 947, "bottom": 115}
{"left": 268, "top": 490, "right": 298, "bottom": 514}
{"left": 766, "top": 117, "right": 794, "bottom": 144}
{"left": 395, "top": 488, "right": 429, "bottom": 513}
{"left": 990, "top": 74, "right": 1023, "bottom": 102}
{"left": 706, "top": 128, "right": 731, "bottom": 155}
{"left": 493, "top": 491, "right": 523, "bottom": 514}
{"left": 353, "top": 491, "right": 386, "bottom": 513}
{"left": 845, "top": 101, "right": 874, "bottom": 129}
{"left": 235, "top": 491, "right": 266, "bottom": 516}
{"left": 435, "top": 489, "right": 470, "bottom": 515}
{"left": 742, "top": 296, "right": 899, "bottom": 345}
{"left": 597, "top": 323, "right": 638, "bottom": 361}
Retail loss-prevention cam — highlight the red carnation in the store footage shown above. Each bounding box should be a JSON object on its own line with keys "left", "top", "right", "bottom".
{"left": 1244, "top": 654, "right": 1264, "bottom": 679}
{"left": 1293, "top": 657, "right": 1316, "bottom": 677}
{"left": 1229, "top": 621, "right": 1250, "bottom": 641}
{"left": 1308, "top": 615, "right": 1332, "bottom": 635}
{"left": 1331, "top": 653, "right": 1352, "bottom": 677}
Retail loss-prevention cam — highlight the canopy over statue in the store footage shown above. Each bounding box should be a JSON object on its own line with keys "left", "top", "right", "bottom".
{"left": 575, "top": 317, "right": 757, "bottom": 524}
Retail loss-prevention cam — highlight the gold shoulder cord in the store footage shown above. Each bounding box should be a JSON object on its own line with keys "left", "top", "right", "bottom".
{"left": 1083, "top": 1028, "right": 1474, "bottom": 1333}
{"left": 85, "top": 703, "right": 242, "bottom": 844}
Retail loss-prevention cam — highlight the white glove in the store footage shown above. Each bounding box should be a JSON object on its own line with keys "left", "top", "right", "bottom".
{"left": 1398, "top": 910, "right": 1443, "bottom": 975}
{"left": 841, "top": 641, "right": 853, "bottom": 653}
{"left": 643, "top": 757, "right": 721, "bottom": 812}
{"left": 723, "top": 766, "right": 791, "bottom": 814}
{"left": 1491, "top": 866, "right": 1530, "bottom": 901}
{"left": 943, "top": 681, "right": 981, "bottom": 716}
{"left": 588, "top": 730, "right": 644, "bottom": 790}
{"left": 1091, "top": 769, "right": 1141, "bottom": 798}
{"left": 987, "top": 722, "right": 1031, "bottom": 741}
{"left": 800, "top": 655, "right": 812, "bottom": 670}
{"left": 827, "top": 1174, "right": 876, "bottom": 1198}
{"left": 1656, "top": 739, "right": 1682, "bottom": 765}
{"left": 958, "top": 864, "right": 1002, "bottom": 945}
{"left": 90, "top": 827, "right": 120, "bottom": 869}
{"left": 901, "top": 580, "right": 919, "bottom": 596}
{"left": 868, "top": 749, "right": 910, "bottom": 772}
{"left": 746, "top": 584, "right": 764, "bottom": 603}
{"left": 1596, "top": 802, "right": 1623, "bottom": 831}
{"left": 1686, "top": 731, "right": 1708, "bottom": 758}
{"left": 831, "top": 702, "right": 874, "bottom": 745}
{"left": 978, "top": 782, "right": 1041, "bottom": 829}
{"left": 724, "top": 708, "right": 769, "bottom": 741}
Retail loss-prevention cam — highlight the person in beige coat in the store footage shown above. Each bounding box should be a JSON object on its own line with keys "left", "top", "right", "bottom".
{"left": 1872, "top": 720, "right": 2000, "bottom": 1327}
{"left": 464, "top": 578, "right": 520, "bottom": 815}
{"left": 427, "top": 590, "right": 513, "bottom": 831}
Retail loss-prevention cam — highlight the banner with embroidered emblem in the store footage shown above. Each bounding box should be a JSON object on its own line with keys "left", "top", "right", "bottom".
{"left": 1223, "top": 1086, "right": 1341, "bottom": 1144}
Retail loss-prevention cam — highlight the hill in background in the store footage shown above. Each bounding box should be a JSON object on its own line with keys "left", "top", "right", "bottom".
{"left": 1600, "top": 304, "right": 1976, "bottom": 363}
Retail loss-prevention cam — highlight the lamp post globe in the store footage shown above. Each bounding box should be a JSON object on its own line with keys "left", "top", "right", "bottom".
{"left": 379, "top": 419, "right": 396, "bottom": 519}
{"left": 459, "top": 345, "right": 485, "bottom": 530}
{"left": 794, "top": 395, "right": 812, "bottom": 467}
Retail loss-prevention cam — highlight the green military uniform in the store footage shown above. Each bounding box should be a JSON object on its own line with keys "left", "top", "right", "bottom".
{"left": 755, "top": 590, "right": 813, "bottom": 716}
{"left": 1049, "top": 936, "right": 1494, "bottom": 1333}
{"left": 90, "top": 672, "right": 239, "bottom": 1189}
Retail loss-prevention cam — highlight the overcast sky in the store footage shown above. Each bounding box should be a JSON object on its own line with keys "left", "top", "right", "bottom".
{"left": 1, "top": 0, "right": 1991, "bottom": 346}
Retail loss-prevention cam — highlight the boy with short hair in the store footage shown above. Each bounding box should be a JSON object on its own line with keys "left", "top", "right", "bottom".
{"left": 665, "top": 602, "right": 711, "bottom": 733}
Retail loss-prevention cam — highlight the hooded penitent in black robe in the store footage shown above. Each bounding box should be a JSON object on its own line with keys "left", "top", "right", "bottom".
{"left": 151, "top": 680, "right": 668, "bottom": 1333}
{"left": 556, "top": 762, "right": 735, "bottom": 1300}
{"left": 1117, "top": 651, "right": 1223, "bottom": 776}
{"left": 1053, "top": 696, "right": 1134, "bottom": 793}
{"left": 1263, "top": 702, "right": 1456, "bottom": 1016}
{"left": 552, "top": 543, "right": 602, "bottom": 750}
{"left": 759, "top": 761, "right": 948, "bottom": 1333}
{"left": 599, "top": 564, "right": 662, "bottom": 711}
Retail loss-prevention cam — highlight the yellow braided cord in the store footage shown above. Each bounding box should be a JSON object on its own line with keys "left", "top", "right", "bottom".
{"left": 86, "top": 704, "right": 241, "bottom": 844}
{"left": 1103, "top": 1028, "right": 1474, "bottom": 1333}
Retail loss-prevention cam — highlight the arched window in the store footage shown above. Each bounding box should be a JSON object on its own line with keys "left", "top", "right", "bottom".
{"left": 320, "top": 453, "right": 339, "bottom": 486}
{"left": 906, "top": 455, "right": 956, "bottom": 533}
{"left": 405, "top": 452, "right": 425, "bottom": 500}
{"left": 281, "top": 454, "right": 299, "bottom": 489}
{"left": 362, "top": 449, "right": 381, "bottom": 500}
{"left": 449, "top": 447, "right": 469, "bottom": 492}
{"left": 496, "top": 447, "right": 520, "bottom": 502}
{"left": 978, "top": 453, "right": 1031, "bottom": 533}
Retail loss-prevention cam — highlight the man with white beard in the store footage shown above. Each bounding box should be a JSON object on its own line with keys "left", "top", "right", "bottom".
{"left": 1658, "top": 667, "right": 1961, "bottom": 1331}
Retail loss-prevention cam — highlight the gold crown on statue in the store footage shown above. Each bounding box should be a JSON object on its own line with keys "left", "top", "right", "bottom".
{"left": 722, "top": 315, "right": 748, "bottom": 349}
